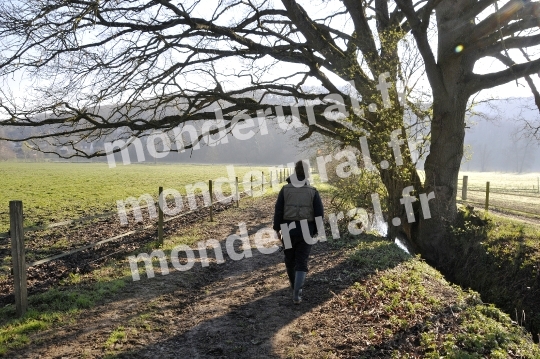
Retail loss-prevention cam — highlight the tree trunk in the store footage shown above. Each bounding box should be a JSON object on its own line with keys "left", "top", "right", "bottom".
{"left": 352, "top": 121, "right": 422, "bottom": 247}
{"left": 408, "top": 0, "right": 475, "bottom": 267}
{"left": 380, "top": 161, "right": 423, "bottom": 244}
{"left": 416, "top": 93, "right": 468, "bottom": 267}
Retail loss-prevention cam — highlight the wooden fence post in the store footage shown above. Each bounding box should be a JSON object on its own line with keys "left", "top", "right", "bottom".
{"left": 10, "top": 201, "right": 27, "bottom": 317}
{"left": 209, "top": 180, "right": 213, "bottom": 222}
{"left": 462, "top": 176, "right": 468, "bottom": 200}
{"left": 235, "top": 177, "right": 240, "bottom": 207}
{"left": 261, "top": 172, "right": 264, "bottom": 192}
{"left": 538, "top": 177, "right": 539, "bottom": 194}
{"left": 485, "top": 181, "right": 490, "bottom": 212}
{"left": 158, "top": 187, "right": 164, "bottom": 246}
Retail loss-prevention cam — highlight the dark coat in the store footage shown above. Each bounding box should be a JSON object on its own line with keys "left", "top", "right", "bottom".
{"left": 273, "top": 176, "right": 324, "bottom": 237}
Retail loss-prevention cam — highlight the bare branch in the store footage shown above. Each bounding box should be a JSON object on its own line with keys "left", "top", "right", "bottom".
{"left": 395, "top": 0, "right": 445, "bottom": 96}
{"left": 469, "top": 56, "right": 540, "bottom": 93}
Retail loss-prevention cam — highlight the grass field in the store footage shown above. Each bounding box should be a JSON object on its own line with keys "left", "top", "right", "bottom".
{"left": 2, "top": 166, "right": 538, "bottom": 233}
{"left": 459, "top": 171, "right": 540, "bottom": 193}
{"left": 457, "top": 171, "right": 540, "bottom": 218}
{"left": 0, "top": 162, "right": 275, "bottom": 233}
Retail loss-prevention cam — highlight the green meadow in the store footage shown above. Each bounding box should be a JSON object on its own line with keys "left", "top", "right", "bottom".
{"left": 0, "top": 162, "right": 272, "bottom": 232}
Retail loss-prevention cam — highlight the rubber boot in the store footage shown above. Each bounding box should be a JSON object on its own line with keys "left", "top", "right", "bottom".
{"left": 286, "top": 267, "right": 295, "bottom": 290}
{"left": 293, "top": 271, "right": 307, "bottom": 304}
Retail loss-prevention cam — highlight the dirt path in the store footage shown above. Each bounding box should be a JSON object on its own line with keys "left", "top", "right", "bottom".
{"left": 14, "top": 196, "right": 355, "bottom": 358}
{"left": 489, "top": 208, "right": 540, "bottom": 226}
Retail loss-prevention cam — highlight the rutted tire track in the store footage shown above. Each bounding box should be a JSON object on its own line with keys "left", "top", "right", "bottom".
{"left": 0, "top": 196, "right": 241, "bottom": 307}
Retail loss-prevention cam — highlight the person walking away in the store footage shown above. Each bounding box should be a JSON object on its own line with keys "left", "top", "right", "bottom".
{"left": 273, "top": 160, "right": 324, "bottom": 304}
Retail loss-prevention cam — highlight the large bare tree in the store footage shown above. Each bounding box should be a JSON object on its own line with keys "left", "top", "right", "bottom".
{"left": 0, "top": 0, "right": 539, "bottom": 266}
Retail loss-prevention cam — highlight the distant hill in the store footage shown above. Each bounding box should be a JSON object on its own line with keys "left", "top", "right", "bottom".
{"left": 462, "top": 97, "right": 540, "bottom": 172}
{"left": 101, "top": 120, "right": 306, "bottom": 167}
{"left": 2, "top": 96, "right": 539, "bottom": 171}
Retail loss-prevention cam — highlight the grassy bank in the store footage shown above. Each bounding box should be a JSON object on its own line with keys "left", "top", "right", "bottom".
{"left": 448, "top": 209, "right": 540, "bottom": 342}
{"left": 0, "top": 263, "right": 130, "bottom": 356}
{"left": 289, "top": 235, "right": 540, "bottom": 358}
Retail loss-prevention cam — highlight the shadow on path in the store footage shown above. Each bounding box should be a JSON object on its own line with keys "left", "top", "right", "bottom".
{"left": 112, "top": 234, "right": 410, "bottom": 358}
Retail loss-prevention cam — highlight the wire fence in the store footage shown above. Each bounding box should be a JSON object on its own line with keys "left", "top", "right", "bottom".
{"left": 457, "top": 175, "right": 540, "bottom": 217}
{"left": 3, "top": 167, "right": 295, "bottom": 316}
